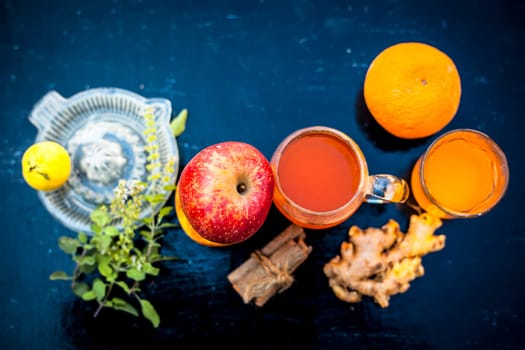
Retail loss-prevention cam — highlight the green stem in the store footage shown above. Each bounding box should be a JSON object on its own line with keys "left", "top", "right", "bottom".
{"left": 132, "top": 290, "right": 142, "bottom": 303}
{"left": 70, "top": 249, "right": 87, "bottom": 290}
{"left": 93, "top": 282, "right": 114, "bottom": 318}
{"left": 129, "top": 281, "right": 140, "bottom": 294}
{"left": 145, "top": 222, "right": 157, "bottom": 258}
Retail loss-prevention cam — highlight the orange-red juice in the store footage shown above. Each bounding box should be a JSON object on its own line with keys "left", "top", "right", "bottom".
{"left": 276, "top": 133, "right": 360, "bottom": 212}
{"left": 411, "top": 129, "right": 508, "bottom": 218}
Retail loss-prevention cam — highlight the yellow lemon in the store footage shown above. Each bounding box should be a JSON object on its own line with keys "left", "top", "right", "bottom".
{"left": 22, "top": 141, "right": 72, "bottom": 191}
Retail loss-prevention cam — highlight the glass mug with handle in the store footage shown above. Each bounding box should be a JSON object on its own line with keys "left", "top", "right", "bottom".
{"left": 411, "top": 128, "right": 509, "bottom": 219}
{"left": 270, "top": 126, "right": 410, "bottom": 229}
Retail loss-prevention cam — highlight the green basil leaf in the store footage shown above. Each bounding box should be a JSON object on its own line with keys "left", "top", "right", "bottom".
{"left": 126, "top": 268, "right": 146, "bottom": 281}
{"left": 98, "top": 262, "right": 113, "bottom": 278}
{"left": 114, "top": 281, "right": 131, "bottom": 294}
{"left": 90, "top": 208, "right": 111, "bottom": 227}
{"left": 78, "top": 263, "right": 96, "bottom": 274}
{"left": 78, "top": 232, "right": 88, "bottom": 243}
{"left": 96, "top": 254, "right": 111, "bottom": 265}
{"left": 111, "top": 298, "right": 139, "bottom": 317}
{"left": 151, "top": 255, "right": 179, "bottom": 263}
{"left": 159, "top": 223, "right": 178, "bottom": 229}
{"left": 90, "top": 223, "right": 102, "bottom": 235}
{"left": 97, "top": 235, "right": 112, "bottom": 252}
{"left": 93, "top": 278, "right": 106, "bottom": 301}
{"left": 170, "top": 108, "right": 188, "bottom": 137}
{"left": 140, "top": 299, "right": 160, "bottom": 328}
{"left": 81, "top": 290, "right": 96, "bottom": 301}
{"left": 49, "top": 271, "right": 71, "bottom": 280}
{"left": 72, "top": 282, "right": 90, "bottom": 297}
{"left": 58, "top": 236, "right": 80, "bottom": 254}
{"left": 104, "top": 226, "right": 120, "bottom": 237}
{"left": 144, "top": 194, "right": 164, "bottom": 206}
{"left": 143, "top": 262, "right": 159, "bottom": 276}
{"left": 157, "top": 206, "right": 173, "bottom": 221}
{"left": 139, "top": 230, "right": 151, "bottom": 239}
{"left": 79, "top": 255, "right": 96, "bottom": 266}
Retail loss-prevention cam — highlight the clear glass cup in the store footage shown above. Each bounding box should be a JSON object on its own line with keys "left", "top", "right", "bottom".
{"left": 411, "top": 128, "right": 509, "bottom": 219}
{"left": 270, "top": 126, "right": 409, "bottom": 229}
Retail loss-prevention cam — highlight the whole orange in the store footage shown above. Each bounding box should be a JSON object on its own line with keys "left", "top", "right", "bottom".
{"left": 363, "top": 42, "right": 461, "bottom": 139}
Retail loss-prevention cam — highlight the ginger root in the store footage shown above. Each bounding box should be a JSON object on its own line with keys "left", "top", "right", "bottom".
{"left": 323, "top": 213, "right": 445, "bottom": 308}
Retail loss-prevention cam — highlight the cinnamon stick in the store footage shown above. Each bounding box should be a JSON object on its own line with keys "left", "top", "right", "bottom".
{"left": 227, "top": 224, "right": 312, "bottom": 307}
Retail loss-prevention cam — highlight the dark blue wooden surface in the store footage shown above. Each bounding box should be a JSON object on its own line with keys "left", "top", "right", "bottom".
{"left": 1, "top": 0, "right": 524, "bottom": 348}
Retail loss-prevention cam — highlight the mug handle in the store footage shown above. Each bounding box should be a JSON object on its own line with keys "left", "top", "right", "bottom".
{"left": 365, "top": 174, "right": 410, "bottom": 204}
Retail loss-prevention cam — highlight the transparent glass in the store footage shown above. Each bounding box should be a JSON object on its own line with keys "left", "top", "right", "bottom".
{"left": 271, "top": 126, "right": 409, "bottom": 229}
{"left": 28, "top": 88, "right": 179, "bottom": 233}
{"left": 411, "top": 128, "right": 509, "bottom": 219}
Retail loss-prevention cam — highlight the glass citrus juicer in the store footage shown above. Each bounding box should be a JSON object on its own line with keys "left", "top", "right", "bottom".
{"left": 27, "top": 88, "right": 179, "bottom": 233}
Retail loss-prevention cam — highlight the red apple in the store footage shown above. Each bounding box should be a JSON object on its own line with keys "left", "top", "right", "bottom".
{"left": 175, "top": 141, "right": 275, "bottom": 246}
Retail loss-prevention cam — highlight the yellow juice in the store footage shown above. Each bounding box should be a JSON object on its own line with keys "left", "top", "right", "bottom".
{"left": 411, "top": 130, "right": 508, "bottom": 218}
